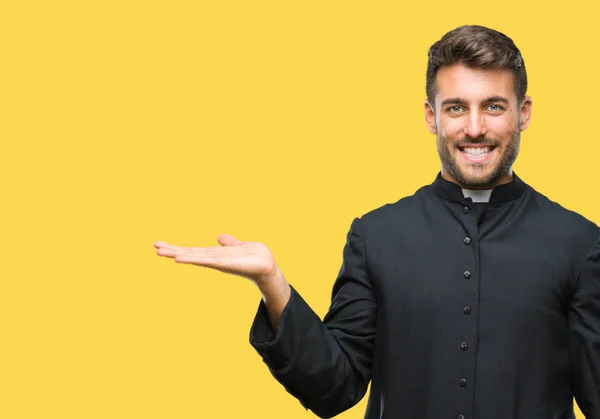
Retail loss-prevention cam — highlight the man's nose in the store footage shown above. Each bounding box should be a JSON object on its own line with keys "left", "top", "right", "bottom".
{"left": 463, "top": 111, "right": 487, "bottom": 139}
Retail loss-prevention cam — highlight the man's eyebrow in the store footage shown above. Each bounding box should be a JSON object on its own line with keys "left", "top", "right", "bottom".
{"left": 440, "top": 98, "right": 468, "bottom": 107}
{"left": 439, "top": 96, "right": 510, "bottom": 107}
{"left": 483, "top": 96, "right": 510, "bottom": 104}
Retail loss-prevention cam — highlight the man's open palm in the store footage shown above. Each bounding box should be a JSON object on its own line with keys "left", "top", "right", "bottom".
{"left": 154, "top": 234, "right": 278, "bottom": 284}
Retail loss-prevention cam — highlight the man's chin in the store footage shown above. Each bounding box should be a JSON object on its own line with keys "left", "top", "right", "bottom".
{"left": 449, "top": 166, "right": 500, "bottom": 189}
{"left": 457, "top": 168, "right": 509, "bottom": 189}
{"left": 461, "top": 178, "right": 495, "bottom": 188}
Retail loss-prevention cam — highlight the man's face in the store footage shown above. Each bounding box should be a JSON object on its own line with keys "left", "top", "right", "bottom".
{"left": 424, "top": 64, "right": 532, "bottom": 189}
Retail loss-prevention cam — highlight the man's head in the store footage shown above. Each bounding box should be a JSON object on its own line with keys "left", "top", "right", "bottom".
{"left": 424, "top": 25, "right": 532, "bottom": 189}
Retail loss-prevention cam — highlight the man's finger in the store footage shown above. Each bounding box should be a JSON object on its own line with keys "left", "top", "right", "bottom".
{"left": 158, "top": 245, "right": 233, "bottom": 259}
{"left": 217, "top": 234, "right": 244, "bottom": 246}
{"left": 154, "top": 241, "right": 188, "bottom": 251}
{"left": 174, "top": 254, "right": 225, "bottom": 268}
{"left": 156, "top": 247, "right": 179, "bottom": 258}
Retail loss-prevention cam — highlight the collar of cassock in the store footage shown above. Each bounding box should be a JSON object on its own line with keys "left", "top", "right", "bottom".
{"left": 432, "top": 172, "right": 526, "bottom": 204}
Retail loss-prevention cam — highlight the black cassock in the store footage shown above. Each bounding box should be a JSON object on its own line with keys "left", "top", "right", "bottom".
{"left": 250, "top": 173, "right": 600, "bottom": 419}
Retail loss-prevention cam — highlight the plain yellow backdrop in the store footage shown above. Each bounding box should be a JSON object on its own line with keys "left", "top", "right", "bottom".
{"left": 2, "top": 1, "right": 599, "bottom": 418}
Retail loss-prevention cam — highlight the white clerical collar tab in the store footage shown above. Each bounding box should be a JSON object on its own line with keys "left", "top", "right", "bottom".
{"left": 462, "top": 189, "right": 492, "bottom": 203}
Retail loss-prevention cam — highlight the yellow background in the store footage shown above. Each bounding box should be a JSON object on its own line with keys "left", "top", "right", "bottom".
{"left": 2, "top": 1, "right": 599, "bottom": 418}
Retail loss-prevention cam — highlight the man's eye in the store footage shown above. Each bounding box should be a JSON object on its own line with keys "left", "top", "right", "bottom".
{"left": 488, "top": 104, "right": 503, "bottom": 111}
{"left": 449, "top": 106, "right": 463, "bottom": 113}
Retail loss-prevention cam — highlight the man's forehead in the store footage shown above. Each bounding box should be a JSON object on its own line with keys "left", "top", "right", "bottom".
{"left": 435, "top": 64, "right": 516, "bottom": 103}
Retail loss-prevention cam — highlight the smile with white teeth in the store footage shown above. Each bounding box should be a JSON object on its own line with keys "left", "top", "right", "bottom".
{"left": 461, "top": 146, "right": 492, "bottom": 157}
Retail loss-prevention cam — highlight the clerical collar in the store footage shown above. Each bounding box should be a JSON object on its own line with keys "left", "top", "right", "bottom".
{"left": 462, "top": 189, "right": 492, "bottom": 203}
{"left": 431, "top": 172, "right": 526, "bottom": 204}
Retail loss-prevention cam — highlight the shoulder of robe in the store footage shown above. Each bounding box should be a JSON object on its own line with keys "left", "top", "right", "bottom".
{"left": 355, "top": 185, "right": 433, "bottom": 231}
{"left": 527, "top": 186, "right": 599, "bottom": 243}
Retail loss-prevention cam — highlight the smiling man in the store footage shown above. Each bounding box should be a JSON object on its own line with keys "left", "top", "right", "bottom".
{"left": 155, "top": 26, "right": 600, "bottom": 419}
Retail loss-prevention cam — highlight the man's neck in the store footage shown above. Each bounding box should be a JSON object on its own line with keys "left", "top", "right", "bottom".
{"left": 440, "top": 169, "right": 514, "bottom": 191}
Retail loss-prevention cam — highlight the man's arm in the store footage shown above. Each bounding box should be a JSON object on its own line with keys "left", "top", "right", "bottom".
{"left": 569, "top": 234, "right": 600, "bottom": 419}
{"left": 154, "top": 218, "right": 377, "bottom": 418}
{"left": 250, "top": 218, "right": 376, "bottom": 418}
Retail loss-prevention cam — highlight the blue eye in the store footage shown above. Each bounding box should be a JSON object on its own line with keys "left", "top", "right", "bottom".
{"left": 488, "top": 104, "right": 502, "bottom": 111}
{"left": 450, "top": 106, "right": 462, "bottom": 113}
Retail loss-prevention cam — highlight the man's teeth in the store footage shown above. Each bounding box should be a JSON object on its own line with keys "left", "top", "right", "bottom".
{"left": 463, "top": 147, "right": 491, "bottom": 156}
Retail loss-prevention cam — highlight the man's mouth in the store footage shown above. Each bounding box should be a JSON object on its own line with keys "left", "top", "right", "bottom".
{"left": 458, "top": 145, "right": 496, "bottom": 162}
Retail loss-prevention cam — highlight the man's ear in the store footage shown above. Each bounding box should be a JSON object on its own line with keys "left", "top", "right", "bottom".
{"left": 424, "top": 100, "right": 437, "bottom": 134}
{"left": 519, "top": 95, "right": 532, "bottom": 132}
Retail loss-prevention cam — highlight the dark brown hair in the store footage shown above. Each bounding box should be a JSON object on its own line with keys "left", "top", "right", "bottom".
{"left": 426, "top": 25, "right": 527, "bottom": 106}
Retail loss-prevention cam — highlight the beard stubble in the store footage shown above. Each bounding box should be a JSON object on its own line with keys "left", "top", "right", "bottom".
{"left": 437, "top": 129, "right": 521, "bottom": 188}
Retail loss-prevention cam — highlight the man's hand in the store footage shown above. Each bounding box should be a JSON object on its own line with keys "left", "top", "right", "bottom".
{"left": 154, "top": 234, "right": 291, "bottom": 330}
{"left": 154, "top": 234, "right": 279, "bottom": 286}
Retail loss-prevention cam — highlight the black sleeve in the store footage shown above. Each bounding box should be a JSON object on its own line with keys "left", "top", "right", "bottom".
{"left": 249, "top": 217, "right": 377, "bottom": 418}
{"left": 570, "top": 234, "right": 600, "bottom": 419}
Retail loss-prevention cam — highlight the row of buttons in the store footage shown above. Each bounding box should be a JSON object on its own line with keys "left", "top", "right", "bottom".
{"left": 460, "top": 209, "right": 471, "bottom": 419}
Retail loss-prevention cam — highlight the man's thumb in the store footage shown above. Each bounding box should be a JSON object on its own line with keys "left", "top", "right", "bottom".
{"left": 217, "top": 234, "right": 244, "bottom": 246}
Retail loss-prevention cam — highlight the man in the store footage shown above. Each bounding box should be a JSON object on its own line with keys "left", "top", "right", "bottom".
{"left": 154, "top": 25, "right": 600, "bottom": 419}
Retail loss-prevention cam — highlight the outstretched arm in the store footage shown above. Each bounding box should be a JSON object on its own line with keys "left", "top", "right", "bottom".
{"left": 154, "top": 220, "right": 376, "bottom": 418}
